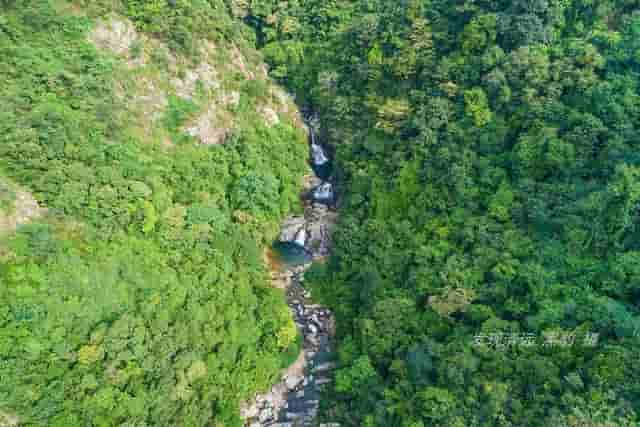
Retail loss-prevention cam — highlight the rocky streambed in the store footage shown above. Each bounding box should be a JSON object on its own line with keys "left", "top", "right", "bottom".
{"left": 241, "top": 119, "right": 339, "bottom": 427}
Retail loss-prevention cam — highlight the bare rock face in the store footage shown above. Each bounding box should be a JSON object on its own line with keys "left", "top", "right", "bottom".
{"left": 279, "top": 217, "right": 306, "bottom": 243}
{"left": 259, "top": 106, "right": 280, "bottom": 127}
{"left": 89, "top": 17, "right": 144, "bottom": 68}
{"left": 172, "top": 61, "right": 220, "bottom": 99}
{"left": 89, "top": 17, "right": 137, "bottom": 55}
{"left": 0, "top": 410, "right": 19, "bottom": 427}
{"left": 89, "top": 16, "right": 295, "bottom": 150}
{"left": 229, "top": 45, "right": 255, "bottom": 80}
{"left": 0, "top": 181, "right": 46, "bottom": 235}
{"left": 183, "top": 106, "right": 231, "bottom": 145}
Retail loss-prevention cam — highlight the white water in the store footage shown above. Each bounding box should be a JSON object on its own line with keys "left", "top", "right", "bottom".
{"left": 312, "top": 182, "right": 333, "bottom": 202}
{"left": 293, "top": 227, "right": 307, "bottom": 247}
{"left": 311, "top": 142, "right": 328, "bottom": 166}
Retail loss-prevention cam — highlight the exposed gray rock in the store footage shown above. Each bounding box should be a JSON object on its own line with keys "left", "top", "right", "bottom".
{"left": 172, "top": 61, "right": 220, "bottom": 99}
{"left": 285, "top": 375, "right": 302, "bottom": 390}
{"left": 243, "top": 120, "right": 337, "bottom": 427}
{"left": 312, "top": 182, "right": 333, "bottom": 202}
{"left": 89, "top": 17, "right": 142, "bottom": 66}
{"left": 279, "top": 216, "right": 306, "bottom": 242}
{"left": 184, "top": 105, "right": 231, "bottom": 145}
{"left": 293, "top": 227, "right": 306, "bottom": 247}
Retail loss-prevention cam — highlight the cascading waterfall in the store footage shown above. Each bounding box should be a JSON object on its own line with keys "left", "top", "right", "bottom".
{"left": 243, "top": 117, "right": 339, "bottom": 427}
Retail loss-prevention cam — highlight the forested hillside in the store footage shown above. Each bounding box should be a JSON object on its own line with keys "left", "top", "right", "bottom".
{"left": 238, "top": 0, "right": 640, "bottom": 426}
{"left": 0, "top": 1, "right": 309, "bottom": 425}
{"left": 4, "top": 1, "right": 640, "bottom": 426}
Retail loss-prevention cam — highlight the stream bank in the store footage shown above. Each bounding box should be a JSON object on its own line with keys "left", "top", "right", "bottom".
{"left": 242, "top": 118, "right": 339, "bottom": 427}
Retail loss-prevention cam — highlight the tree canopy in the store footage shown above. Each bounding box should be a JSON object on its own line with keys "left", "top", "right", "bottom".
{"left": 0, "top": 1, "right": 307, "bottom": 425}
{"left": 242, "top": 0, "right": 640, "bottom": 425}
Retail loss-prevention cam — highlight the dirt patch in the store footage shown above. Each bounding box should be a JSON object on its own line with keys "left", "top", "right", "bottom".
{"left": 0, "top": 410, "right": 19, "bottom": 427}
{"left": 258, "top": 105, "right": 280, "bottom": 127}
{"left": 172, "top": 61, "right": 220, "bottom": 99}
{"left": 229, "top": 45, "right": 255, "bottom": 80}
{"left": 0, "top": 182, "right": 46, "bottom": 235}
{"left": 183, "top": 105, "right": 233, "bottom": 145}
{"left": 89, "top": 16, "right": 145, "bottom": 68}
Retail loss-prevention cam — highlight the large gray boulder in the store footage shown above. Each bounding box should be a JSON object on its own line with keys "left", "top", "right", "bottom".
{"left": 279, "top": 216, "right": 306, "bottom": 242}
{"left": 312, "top": 182, "right": 333, "bottom": 202}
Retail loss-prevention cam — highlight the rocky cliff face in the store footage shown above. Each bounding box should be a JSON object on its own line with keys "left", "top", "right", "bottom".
{"left": 0, "top": 178, "right": 46, "bottom": 237}
{"left": 89, "top": 14, "right": 339, "bottom": 427}
{"left": 88, "top": 14, "right": 305, "bottom": 149}
{"left": 0, "top": 4, "right": 312, "bottom": 426}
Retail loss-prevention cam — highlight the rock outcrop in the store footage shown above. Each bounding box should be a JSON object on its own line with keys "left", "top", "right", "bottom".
{"left": 279, "top": 217, "right": 306, "bottom": 244}
{"left": 243, "top": 123, "right": 338, "bottom": 426}
{"left": 88, "top": 16, "right": 304, "bottom": 148}
{"left": 0, "top": 179, "right": 46, "bottom": 235}
{"left": 278, "top": 204, "right": 336, "bottom": 260}
{"left": 312, "top": 183, "right": 334, "bottom": 203}
{"left": 242, "top": 266, "right": 337, "bottom": 427}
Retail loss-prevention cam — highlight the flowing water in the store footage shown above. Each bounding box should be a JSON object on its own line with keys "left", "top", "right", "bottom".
{"left": 243, "top": 117, "right": 338, "bottom": 427}
{"left": 271, "top": 242, "right": 312, "bottom": 267}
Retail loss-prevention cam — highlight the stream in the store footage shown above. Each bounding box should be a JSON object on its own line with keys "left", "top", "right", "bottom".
{"left": 242, "top": 116, "right": 339, "bottom": 427}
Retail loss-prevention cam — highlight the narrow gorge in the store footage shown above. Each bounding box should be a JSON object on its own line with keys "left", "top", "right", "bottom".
{"left": 242, "top": 117, "right": 339, "bottom": 427}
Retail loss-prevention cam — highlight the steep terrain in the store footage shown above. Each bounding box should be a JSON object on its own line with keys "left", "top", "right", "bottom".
{"left": 241, "top": 1, "right": 640, "bottom": 426}
{"left": 0, "top": 1, "right": 312, "bottom": 426}
{"left": 5, "top": 1, "right": 640, "bottom": 426}
{"left": 242, "top": 121, "right": 338, "bottom": 427}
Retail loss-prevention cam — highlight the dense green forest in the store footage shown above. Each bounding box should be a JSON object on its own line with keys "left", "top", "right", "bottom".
{"left": 4, "top": 0, "right": 640, "bottom": 426}
{"left": 0, "top": 1, "right": 308, "bottom": 425}
{"left": 238, "top": 0, "right": 640, "bottom": 426}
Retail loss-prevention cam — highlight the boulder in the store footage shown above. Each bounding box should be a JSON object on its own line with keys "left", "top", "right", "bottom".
{"left": 285, "top": 375, "right": 302, "bottom": 390}
{"left": 279, "top": 216, "right": 306, "bottom": 242}
{"left": 293, "top": 227, "right": 306, "bottom": 247}
{"left": 303, "top": 174, "right": 323, "bottom": 192}
{"left": 240, "top": 403, "right": 259, "bottom": 419}
{"left": 312, "top": 182, "right": 333, "bottom": 202}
